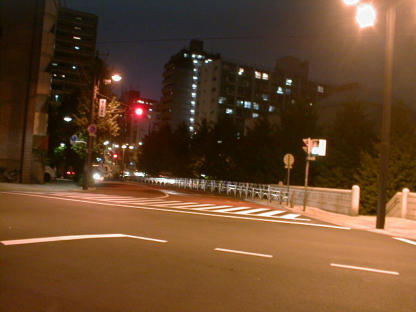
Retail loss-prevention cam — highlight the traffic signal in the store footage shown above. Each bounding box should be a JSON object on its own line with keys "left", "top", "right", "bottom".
{"left": 134, "top": 106, "right": 144, "bottom": 117}
{"left": 113, "top": 153, "right": 119, "bottom": 159}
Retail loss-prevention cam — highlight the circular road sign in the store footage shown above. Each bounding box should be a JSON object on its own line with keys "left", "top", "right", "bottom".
{"left": 283, "top": 153, "right": 295, "bottom": 167}
{"left": 87, "top": 124, "right": 97, "bottom": 136}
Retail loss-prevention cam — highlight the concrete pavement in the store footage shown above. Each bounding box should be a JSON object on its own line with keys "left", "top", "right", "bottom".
{"left": 1, "top": 181, "right": 415, "bottom": 240}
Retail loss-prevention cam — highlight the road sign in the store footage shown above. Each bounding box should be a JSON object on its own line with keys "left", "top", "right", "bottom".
{"left": 283, "top": 153, "right": 295, "bottom": 168}
{"left": 87, "top": 124, "right": 97, "bottom": 136}
{"left": 98, "top": 99, "right": 107, "bottom": 117}
{"left": 70, "top": 134, "right": 78, "bottom": 145}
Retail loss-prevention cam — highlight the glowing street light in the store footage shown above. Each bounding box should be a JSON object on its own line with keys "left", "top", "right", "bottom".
{"left": 111, "top": 74, "right": 122, "bottom": 82}
{"left": 103, "top": 140, "right": 110, "bottom": 146}
{"left": 356, "top": 3, "right": 376, "bottom": 28}
{"left": 343, "top": 0, "right": 359, "bottom": 5}
{"left": 63, "top": 116, "right": 72, "bottom": 122}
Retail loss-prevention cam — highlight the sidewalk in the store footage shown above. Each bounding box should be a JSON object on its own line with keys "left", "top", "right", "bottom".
{"left": 253, "top": 199, "right": 416, "bottom": 240}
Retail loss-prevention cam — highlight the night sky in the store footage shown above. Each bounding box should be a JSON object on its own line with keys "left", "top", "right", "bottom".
{"left": 65, "top": 0, "right": 416, "bottom": 105}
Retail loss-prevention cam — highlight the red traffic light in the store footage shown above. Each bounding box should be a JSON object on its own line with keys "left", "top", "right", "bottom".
{"left": 135, "top": 107, "right": 144, "bottom": 116}
{"left": 113, "top": 153, "right": 119, "bottom": 159}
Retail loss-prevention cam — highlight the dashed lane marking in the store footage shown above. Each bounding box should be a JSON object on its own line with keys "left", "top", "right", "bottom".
{"left": 257, "top": 210, "right": 285, "bottom": 217}
{"left": 214, "top": 248, "right": 273, "bottom": 258}
{"left": 330, "top": 263, "right": 399, "bottom": 276}
{"left": 1, "top": 234, "right": 167, "bottom": 246}
{"left": 235, "top": 208, "right": 269, "bottom": 215}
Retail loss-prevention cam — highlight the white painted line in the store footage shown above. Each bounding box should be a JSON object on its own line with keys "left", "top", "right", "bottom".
{"left": 279, "top": 213, "right": 301, "bottom": 219}
{"left": 1, "top": 234, "right": 167, "bottom": 246}
{"left": 191, "top": 205, "right": 233, "bottom": 211}
{"left": 153, "top": 202, "right": 199, "bottom": 206}
{"left": 1, "top": 192, "right": 351, "bottom": 230}
{"left": 119, "top": 200, "right": 181, "bottom": 205}
{"left": 393, "top": 237, "right": 416, "bottom": 246}
{"left": 257, "top": 210, "right": 285, "bottom": 217}
{"left": 330, "top": 263, "right": 399, "bottom": 275}
{"left": 235, "top": 208, "right": 269, "bottom": 215}
{"left": 165, "top": 204, "right": 215, "bottom": 208}
{"left": 214, "top": 248, "right": 273, "bottom": 258}
{"left": 202, "top": 206, "right": 246, "bottom": 212}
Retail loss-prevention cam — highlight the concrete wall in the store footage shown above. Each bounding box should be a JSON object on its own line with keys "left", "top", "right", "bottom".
{"left": 387, "top": 190, "right": 416, "bottom": 221}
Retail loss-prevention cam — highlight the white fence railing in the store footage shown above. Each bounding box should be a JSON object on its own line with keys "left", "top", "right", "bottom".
{"left": 387, "top": 188, "right": 416, "bottom": 221}
{"left": 135, "top": 177, "right": 360, "bottom": 216}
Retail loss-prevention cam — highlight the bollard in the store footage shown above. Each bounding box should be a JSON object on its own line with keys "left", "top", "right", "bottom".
{"left": 351, "top": 185, "right": 360, "bottom": 216}
{"left": 401, "top": 188, "right": 409, "bottom": 219}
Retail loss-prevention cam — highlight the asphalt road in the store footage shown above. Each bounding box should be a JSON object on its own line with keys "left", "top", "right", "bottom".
{"left": 1, "top": 182, "right": 415, "bottom": 311}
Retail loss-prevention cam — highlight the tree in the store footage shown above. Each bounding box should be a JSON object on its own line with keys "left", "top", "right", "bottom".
{"left": 314, "top": 101, "right": 376, "bottom": 188}
{"left": 355, "top": 102, "right": 416, "bottom": 214}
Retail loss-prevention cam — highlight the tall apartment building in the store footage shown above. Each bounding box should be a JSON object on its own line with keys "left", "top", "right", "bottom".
{"left": 196, "top": 56, "right": 329, "bottom": 130}
{"left": 158, "top": 40, "right": 219, "bottom": 131}
{"left": 50, "top": 7, "right": 98, "bottom": 102}
{"left": 0, "top": 0, "right": 58, "bottom": 183}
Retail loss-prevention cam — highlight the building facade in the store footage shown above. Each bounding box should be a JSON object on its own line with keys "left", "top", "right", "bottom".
{"left": 158, "top": 40, "right": 219, "bottom": 131}
{"left": 0, "top": 0, "right": 58, "bottom": 183}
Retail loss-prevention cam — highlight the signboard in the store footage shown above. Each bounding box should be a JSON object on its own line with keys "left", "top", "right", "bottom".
{"left": 70, "top": 134, "right": 78, "bottom": 145}
{"left": 311, "top": 139, "right": 327, "bottom": 156}
{"left": 87, "top": 124, "right": 97, "bottom": 136}
{"left": 98, "top": 98, "right": 107, "bottom": 117}
{"left": 283, "top": 153, "right": 294, "bottom": 168}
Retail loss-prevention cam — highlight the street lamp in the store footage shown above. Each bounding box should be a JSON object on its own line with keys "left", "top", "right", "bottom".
{"left": 83, "top": 73, "right": 122, "bottom": 190}
{"left": 343, "top": 1, "right": 397, "bottom": 229}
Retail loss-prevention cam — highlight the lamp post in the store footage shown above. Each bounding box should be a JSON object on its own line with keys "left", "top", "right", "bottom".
{"left": 343, "top": 0, "right": 397, "bottom": 229}
{"left": 83, "top": 73, "right": 122, "bottom": 190}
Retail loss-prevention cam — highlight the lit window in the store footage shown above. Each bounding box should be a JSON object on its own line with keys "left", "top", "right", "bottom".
{"left": 74, "top": 26, "right": 81, "bottom": 30}
{"left": 190, "top": 100, "right": 196, "bottom": 106}
{"left": 286, "top": 78, "right": 293, "bottom": 86}
{"left": 218, "top": 97, "right": 226, "bottom": 104}
{"left": 309, "top": 102, "right": 313, "bottom": 106}
{"left": 61, "top": 74, "right": 66, "bottom": 78}
{"left": 74, "top": 46, "right": 80, "bottom": 50}
{"left": 55, "top": 94, "right": 60, "bottom": 101}
{"left": 193, "top": 60, "right": 198, "bottom": 64}
{"left": 52, "top": 62, "right": 58, "bottom": 66}
{"left": 53, "top": 73, "right": 57, "bottom": 77}
{"left": 255, "top": 71, "right": 261, "bottom": 79}
{"left": 197, "top": 55, "right": 204, "bottom": 59}
{"left": 72, "top": 65, "right": 77, "bottom": 70}
{"left": 262, "top": 94, "right": 269, "bottom": 101}
{"left": 73, "top": 36, "right": 81, "bottom": 40}
{"left": 189, "top": 126, "right": 194, "bottom": 132}
{"left": 252, "top": 112, "right": 259, "bottom": 118}
{"left": 226, "top": 108, "right": 233, "bottom": 114}
{"left": 317, "top": 85, "right": 324, "bottom": 93}
{"left": 277, "top": 86, "right": 284, "bottom": 94}
{"left": 193, "top": 76, "right": 198, "bottom": 80}
{"left": 205, "top": 58, "right": 212, "bottom": 63}
{"left": 269, "top": 106, "right": 275, "bottom": 112}
{"left": 193, "top": 68, "right": 198, "bottom": 72}
{"left": 244, "top": 101, "right": 251, "bottom": 109}
{"left": 238, "top": 68, "right": 244, "bottom": 75}
{"left": 184, "top": 53, "right": 188, "bottom": 58}
{"left": 191, "top": 92, "right": 196, "bottom": 98}
{"left": 149, "top": 108, "right": 153, "bottom": 112}
{"left": 190, "top": 109, "right": 195, "bottom": 114}
{"left": 190, "top": 117, "right": 195, "bottom": 123}
{"left": 237, "top": 100, "right": 244, "bottom": 106}
{"left": 262, "top": 73, "right": 269, "bottom": 80}
{"left": 192, "top": 54, "right": 196, "bottom": 58}
{"left": 192, "top": 84, "right": 197, "bottom": 89}
{"left": 253, "top": 103, "right": 260, "bottom": 110}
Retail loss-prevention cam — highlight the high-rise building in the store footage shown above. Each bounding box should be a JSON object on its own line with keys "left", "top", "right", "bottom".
{"left": 196, "top": 56, "right": 329, "bottom": 130}
{"left": 50, "top": 7, "right": 98, "bottom": 102}
{"left": 0, "top": 0, "right": 58, "bottom": 183}
{"left": 158, "top": 40, "right": 219, "bottom": 131}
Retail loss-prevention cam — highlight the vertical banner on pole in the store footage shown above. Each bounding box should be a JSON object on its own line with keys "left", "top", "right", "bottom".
{"left": 98, "top": 99, "right": 107, "bottom": 117}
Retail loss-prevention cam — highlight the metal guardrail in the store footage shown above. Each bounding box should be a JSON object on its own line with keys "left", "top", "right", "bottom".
{"left": 135, "top": 177, "right": 289, "bottom": 204}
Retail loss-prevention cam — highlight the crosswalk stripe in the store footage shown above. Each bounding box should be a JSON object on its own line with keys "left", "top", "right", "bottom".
{"left": 257, "top": 210, "right": 285, "bottom": 217}
{"left": 191, "top": 205, "right": 233, "bottom": 211}
{"left": 154, "top": 202, "right": 198, "bottom": 206}
{"left": 279, "top": 213, "right": 301, "bottom": 219}
{"left": 235, "top": 208, "right": 269, "bottom": 215}
{"left": 208, "top": 207, "right": 251, "bottom": 213}
{"left": 166, "top": 204, "right": 216, "bottom": 209}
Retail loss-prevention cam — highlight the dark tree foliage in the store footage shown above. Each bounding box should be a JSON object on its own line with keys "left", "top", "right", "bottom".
{"left": 314, "top": 101, "right": 376, "bottom": 188}
{"left": 355, "top": 102, "right": 416, "bottom": 214}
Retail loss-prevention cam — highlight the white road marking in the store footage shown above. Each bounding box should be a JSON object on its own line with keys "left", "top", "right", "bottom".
{"left": 191, "top": 205, "right": 234, "bottom": 211}
{"left": 1, "top": 234, "right": 167, "bottom": 246}
{"left": 214, "top": 248, "right": 273, "bottom": 258}
{"left": 163, "top": 204, "right": 216, "bottom": 208}
{"left": 235, "top": 208, "right": 269, "bottom": 215}
{"left": 1, "top": 192, "right": 351, "bottom": 230}
{"left": 153, "top": 202, "right": 199, "bottom": 206}
{"left": 279, "top": 213, "right": 301, "bottom": 219}
{"left": 205, "top": 207, "right": 249, "bottom": 213}
{"left": 393, "top": 237, "right": 416, "bottom": 246}
{"left": 330, "top": 263, "right": 399, "bottom": 275}
{"left": 257, "top": 210, "right": 285, "bottom": 217}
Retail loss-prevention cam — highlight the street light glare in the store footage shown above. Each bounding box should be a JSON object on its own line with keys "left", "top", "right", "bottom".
{"left": 356, "top": 3, "right": 376, "bottom": 28}
{"left": 111, "top": 74, "right": 122, "bottom": 82}
{"left": 343, "top": 0, "right": 359, "bottom": 5}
